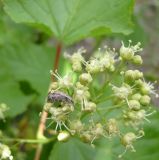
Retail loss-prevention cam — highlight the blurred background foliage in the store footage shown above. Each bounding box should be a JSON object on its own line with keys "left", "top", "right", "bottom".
{"left": 0, "top": 0, "right": 159, "bottom": 160}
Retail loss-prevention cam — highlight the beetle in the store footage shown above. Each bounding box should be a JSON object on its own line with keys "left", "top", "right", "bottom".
{"left": 47, "top": 91, "right": 73, "bottom": 104}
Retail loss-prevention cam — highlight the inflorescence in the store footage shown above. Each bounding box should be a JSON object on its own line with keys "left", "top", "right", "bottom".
{"left": 43, "top": 41, "right": 158, "bottom": 158}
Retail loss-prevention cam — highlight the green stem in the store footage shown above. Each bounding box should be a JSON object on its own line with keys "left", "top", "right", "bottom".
{"left": 95, "top": 95, "right": 114, "bottom": 104}
{"left": 98, "top": 103, "right": 125, "bottom": 112}
{"left": 1, "top": 137, "right": 56, "bottom": 144}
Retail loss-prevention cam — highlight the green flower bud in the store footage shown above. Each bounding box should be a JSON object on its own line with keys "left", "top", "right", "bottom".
{"left": 107, "top": 118, "right": 118, "bottom": 136}
{"left": 125, "top": 70, "right": 135, "bottom": 81}
{"left": 109, "top": 65, "right": 115, "bottom": 72}
{"left": 93, "top": 123, "right": 104, "bottom": 136}
{"left": 131, "top": 93, "right": 142, "bottom": 101}
{"left": 72, "top": 62, "right": 83, "bottom": 72}
{"left": 120, "top": 41, "right": 142, "bottom": 61}
{"left": 112, "top": 84, "right": 132, "bottom": 99}
{"left": 86, "top": 59, "right": 101, "bottom": 74}
{"left": 79, "top": 73, "right": 93, "bottom": 85}
{"left": 136, "top": 109, "right": 146, "bottom": 120}
{"left": 134, "top": 70, "right": 143, "bottom": 79}
{"left": 120, "top": 46, "right": 134, "bottom": 60}
{"left": 83, "top": 101, "right": 96, "bottom": 112}
{"left": 57, "top": 131, "right": 70, "bottom": 142}
{"left": 50, "top": 71, "right": 73, "bottom": 89}
{"left": 129, "top": 100, "right": 141, "bottom": 111}
{"left": 65, "top": 48, "right": 85, "bottom": 72}
{"left": 140, "top": 82, "right": 153, "bottom": 95}
{"left": 135, "top": 79, "right": 143, "bottom": 86}
{"left": 140, "top": 95, "right": 151, "bottom": 106}
{"left": 69, "top": 120, "right": 84, "bottom": 132}
{"left": 132, "top": 55, "right": 143, "bottom": 65}
{"left": 125, "top": 70, "right": 143, "bottom": 81}
{"left": 126, "top": 111, "right": 136, "bottom": 120}
{"left": 122, "top": 132, "right": 136, "bottom": 146}
{"left": 81, "top": 133, "right": 92, "bottom": 143}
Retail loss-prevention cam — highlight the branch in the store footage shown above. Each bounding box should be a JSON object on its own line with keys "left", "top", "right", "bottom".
{"left": 34, "top": 42, "right": 62, "bottom": 160}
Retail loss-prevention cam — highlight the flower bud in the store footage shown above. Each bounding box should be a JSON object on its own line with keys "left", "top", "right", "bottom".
{"left": 93, "top": 123, "right": 104, "bottom": 136}
{"left": 109, "top": 65, "right": 115, "bottom": 72}
{"left": 120, "top": 41, "right": 142, "bottom": 61}
{"left": 112, "top": 84, "right": 132, "bottom": 99}
{"left": 132, "top": 55, "right": 143, "bottom": 65}
{"left": 79, "top": 73, "right": 93, "bottom": 85}
{"left": 69, "top": 120, "right": 84, "bottom": 132}
{"left": 140, "top": 82, "right": 154, "bottom": 95}
{"left": 120, "top": 46, "right": 134, "bottom": 60}
{"left": 134, "top": 70, "right": 143, "bottom": 79}
{"left": 83, "top": 101, "right": 96, "bottom": 112}
{"left": 122, "top": 132, "right": 136, "bottom": 146}
{"left": 136, "top": 109, "right": 146, "bottom": 120}
{"left": 125, "top": 70, "right": 143, "bottom": 81}
{"left": 57, "top": 131, "right": 70, "bottom": 142}
{"left": 129, "top": 100, "right": 141, "bottom": 111}
{"left": 131, "top": 93, "right": 142, "bottom": 101}
{"left": 125, "top": 70, "right": 135, "bottom": 81}
{"left": 86, "top": 59, "right": 101, "bottom": 74}
{"left": 140, "top": 95, "right": 151, "bottom": 106}
{"left": 81, "top": 133, "right": 92, "bottom": 143}
{"left": 69, "top": 48, "right": 85, "bottom": 72}
{"left": 107, "top": 118, "right": 118, "bottom": 136}
{"left": 135, "top": 79, "right": 143, "bottom": 86}
{"left": 72, "top": 62, "right": 83, "bottom": 72}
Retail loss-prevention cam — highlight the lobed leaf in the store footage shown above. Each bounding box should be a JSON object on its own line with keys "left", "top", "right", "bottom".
{"left": 4, "top": 0, "right": 134, "bottom": 45}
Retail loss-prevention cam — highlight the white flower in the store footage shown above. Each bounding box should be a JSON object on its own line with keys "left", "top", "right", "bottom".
{"left": 111, "top": 84, "right": 132, "bottom": 99}
{"left": 0, "top": 143, "right": 13, "bottom": 160}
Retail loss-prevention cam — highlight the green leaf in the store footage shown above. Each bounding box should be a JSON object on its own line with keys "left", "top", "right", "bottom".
{"left": 0, "top": 59, "right": 33, "bottom": 117}
{"left": 49, "top": 138, "right": 96, "bottom": 160}
{"left": 0, "top": 7, "right": 34, "bottom": 46}
{"left": 0, "top": 43, "right": 54, "bottom": 105}
{"left": 4, "top": 0, "right": 134, "bottom": 45}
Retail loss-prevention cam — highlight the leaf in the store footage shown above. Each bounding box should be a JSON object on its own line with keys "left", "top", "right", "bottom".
{"left": 0, "top": 42, "right": 55, "bottom": 105}
{"left": 0, "top": 59, "right": 33, "bottom": 117}
{"left": 49, "top": 138, "right": 96, "bottom": 160}
{"left": 4, "top": 0, "right": 134, "bottom": 45}
{"left": 0, "top": 7, "right": 34, "bottom": 45}
{"left": 0, "top": 9, "right": 55, "bottom": 116}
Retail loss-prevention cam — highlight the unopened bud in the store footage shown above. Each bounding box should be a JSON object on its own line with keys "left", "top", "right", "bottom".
{"left": 132, "top": 55, "right": 143, "bottom": 65}
{"left": 79, "top": 73, "right": 93, "bottom": 85}
{"left": 57, "top": 131, "right": 70, "bottom": 142}
{"left": 129, "top": 100, "right": 141, "bottom": 111}
{"left": 140, "top": 95, "right": 151, "bottom": 106}
{"left": 122, "top": 132, "right": 136, "bottom": 146}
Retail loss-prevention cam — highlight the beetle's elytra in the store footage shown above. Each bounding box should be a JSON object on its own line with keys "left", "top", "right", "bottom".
{"left": 47, "top": 91, "right": 73, "bottom": 104}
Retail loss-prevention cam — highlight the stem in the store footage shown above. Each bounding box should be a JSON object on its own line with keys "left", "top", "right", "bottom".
{"left": 95, "top": 95, "right": 114, "bottom": 104}
{"left": 1, "top": 137, "right": 55, "bottom": 144}
{"left": 98, "top": 103, "right": 124, "bottom": 111}
{"left": 34, "top": 42, "right": 62, "bottom": 160}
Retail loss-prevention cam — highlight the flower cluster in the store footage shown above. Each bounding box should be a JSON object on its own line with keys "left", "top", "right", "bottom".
{"left": 44, "top": 41, "right": 158, "bottom": 157}
{"left": 0, "top": 143, "right": 13, "bottom": 160}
